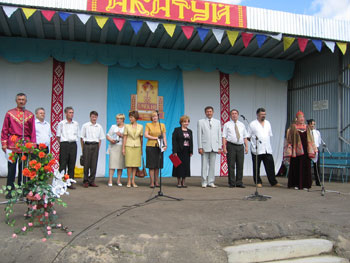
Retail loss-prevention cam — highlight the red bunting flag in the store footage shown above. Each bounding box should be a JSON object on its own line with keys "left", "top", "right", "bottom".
{"left": 181, "top": 26, "right": 194, "bottom": 39}
{"left": 241, "top": 32, "right": 254, "bottom": 48}
{"left": 297, "top": 38, "right": 308, "bottom": 52}
{"left": 113, "top": 18, "right": 125, "bottom": 31}
{"left": 41, "top": 10, "right": 55, "bottom": 21}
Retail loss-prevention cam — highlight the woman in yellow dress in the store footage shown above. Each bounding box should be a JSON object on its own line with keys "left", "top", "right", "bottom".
{"left": 145, "top": 111, "right": 167, "bottom": 188}
{"left": 122, "top": 111, "right": 143, "bottom": 188}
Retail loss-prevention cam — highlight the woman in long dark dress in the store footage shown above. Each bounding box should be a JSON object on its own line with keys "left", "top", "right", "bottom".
{"left": 172, "top": 115, "right": 193, "bottom": 188}
{"left": 284, "top": 111, "right": 317, "bottom": 190}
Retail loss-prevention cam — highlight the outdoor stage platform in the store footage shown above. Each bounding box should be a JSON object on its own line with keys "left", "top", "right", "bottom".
{"left": 0, "top": 176, "right": 349, "bottom": 263}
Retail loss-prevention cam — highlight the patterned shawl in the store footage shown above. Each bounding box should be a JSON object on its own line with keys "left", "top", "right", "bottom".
{"left": 283, "top": 123, "right": 317, "bottom": 164}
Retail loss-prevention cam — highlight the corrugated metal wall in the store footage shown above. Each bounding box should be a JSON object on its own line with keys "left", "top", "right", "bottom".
{"left": 287, "top": 50, "right": 342, "bottom": 152}
{"left": 247, "top": 7, "right": 350, "bottom": 42}
{"left": 341, "top": 52, "right": 350, "bottom": 153}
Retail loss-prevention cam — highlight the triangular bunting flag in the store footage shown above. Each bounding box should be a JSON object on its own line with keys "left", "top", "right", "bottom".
{"left": 312, "top": 39, "right": 322, "bottom": 52}
{"left": 197, "top": 28, "right": 209, "bottom": 42}
{"left": 269, "top": 33, "right": 282, "bottom": 41}
{"left": 59, "top": 12, "right": 71, "bottom": 22}
{"left": 163, "top": 23, "right": 176, "bottom": 37}
{"left": 41, "top": 10, "right": 55, "bottom": 21}
{"left": 336, "top": 42, "right": 347, "bottom": 55}
{"left": 77, "top": 14, "right": 91, "bottom": 24}
{"left": 95, "top": 16, "right": 108, "bottom": 29}
{"left": 283, "top": 37, "right": 295, "bottom": 51}
{"left": 297, "top": 38, "right": 308, "bottom": 52}
{"left": 22, "top": 8, "right": 36, "bottom": 20}
{"left": 181, "top": 26, "right": 194, "bottom": 39}
{"left": 146, "top": 21, "right": 159, "bottom": 33}
{"left": 241, "top": 32, "right": 254, "bottom": 48}
{"left": 324, "top": 41, "right": 335, "bottom": 53}
{"left": 130, "top": 21, "right": 143, "bottom": 34}
{"left": 3, "top": 6, "right": 17, "bottom": 18}
{"left": 226, "top": 30, "right": 239, "bottom": 46}
{"left": 212, "top": 29, "right": 224, "bottom": 44}
{"left": 256, "top": 34, "right": 267, "bottom": 48}
{"left": 112, "top": 18, "right": 125, "bottom": 31}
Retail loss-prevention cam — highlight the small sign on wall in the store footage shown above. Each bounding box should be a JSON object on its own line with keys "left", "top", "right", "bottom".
{"left": 313, "top": 100, "right": 328, "bottom": 111}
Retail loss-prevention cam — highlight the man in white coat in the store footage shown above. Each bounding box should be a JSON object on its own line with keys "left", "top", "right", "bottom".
{"left": 197, "top": 106, "right": 222, "bottom": 188}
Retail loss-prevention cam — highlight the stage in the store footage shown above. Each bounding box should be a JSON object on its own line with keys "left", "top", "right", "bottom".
{"left": 0, "top": 176, "right": 349, "bottom": 262}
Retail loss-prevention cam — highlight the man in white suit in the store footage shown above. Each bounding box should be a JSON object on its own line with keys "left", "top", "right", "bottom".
{"left": 197, "top": 106, "right": 222, "bottom": 188}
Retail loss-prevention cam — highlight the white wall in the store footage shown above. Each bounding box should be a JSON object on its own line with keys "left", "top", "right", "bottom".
{"left": 183, "top": 70, "right": 287, "bottom": 177}
{"left": 0, "top": 58, "right": 108, "bottom": 177}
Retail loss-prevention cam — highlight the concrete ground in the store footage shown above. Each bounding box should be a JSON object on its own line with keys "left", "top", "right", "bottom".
{"left": 0, "top": 176, "right": 349, "bottom": 263}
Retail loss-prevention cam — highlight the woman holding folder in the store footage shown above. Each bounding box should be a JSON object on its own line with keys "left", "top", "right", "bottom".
{"left": 171, "top": 115, "right": 193, "bottom": 188}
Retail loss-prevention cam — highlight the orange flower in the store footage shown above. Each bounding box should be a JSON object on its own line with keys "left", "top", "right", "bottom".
{"left": 22, "top": 168, "right": 31, "bottom": 177}
{"left": 38, "top": 152, "right": 46, "bottom": 159}
{"left": 64, "top": 174, "right": 69, "bottom": 181}
{"left": 34, "top": 163, "right": 42, "bottom": 171}
{"left": 21, "top": 155, "right": 27, "bottom": 161}
{"left": 25, "top": 142, "right": 33, "bottom": 149}
{"left": 48, "top": 159, "right": 57, "bottom": 166}
{"left": 30, "top": 171, "right": 37, "bottom": 179}
{"left": 9, "top": 155, "right": 14, "bottom": 162}
{"left": 44, "top": 165, "right": 52, "bottom": 173}
{"left": 38, "top": 143, "right": 47, "bottom": 150}
{"left": 29, "top": 160, "right": 37, "bottom": 168}
{"left": 10, "top": 135, "right": 18, "bottom": 142}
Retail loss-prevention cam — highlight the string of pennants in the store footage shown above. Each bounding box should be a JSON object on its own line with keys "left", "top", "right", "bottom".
{"left": 1, "top": 5, "right": 348, "bottom": 55}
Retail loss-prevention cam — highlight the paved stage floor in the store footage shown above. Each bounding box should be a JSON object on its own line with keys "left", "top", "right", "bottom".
{"left": 0, "top": 176, "right": 349, "bottom": 263}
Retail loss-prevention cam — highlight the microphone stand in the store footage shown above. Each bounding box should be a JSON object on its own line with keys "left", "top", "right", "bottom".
{"left": 309, "top": 141, "right": 340, "bottom": 196}
{"left": 241, "top": 116, "right": 271, "bottom": 201}
{"left": 146, "top": 111, "right": 182, "bottom": 203}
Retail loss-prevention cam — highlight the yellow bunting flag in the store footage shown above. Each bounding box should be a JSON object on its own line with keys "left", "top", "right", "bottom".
{"left": 283, "top": 37, "right": 295, "bottom": 51}
{"left": 95, "top": 16, "right": 109, "bottom": 29}
{"left": 22, "top": 8, "right": 36, "bottom": 19}
{"left": 336, "top": 42, "right": 347, "bottom": 55}
{"left": 226, "top": 31, "right": 239, "bottom": 47}
{"left": 163, "top": 24, "right": 176, "bottom": 37}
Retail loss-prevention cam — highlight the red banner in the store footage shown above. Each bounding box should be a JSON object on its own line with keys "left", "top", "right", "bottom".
{"left": 87, "top": 0, "right": 247, "bottom": 28}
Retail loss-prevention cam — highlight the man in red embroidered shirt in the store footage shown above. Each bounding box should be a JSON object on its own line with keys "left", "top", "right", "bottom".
{"left": 1, "top": 93, "right": 36, "bottom": 198}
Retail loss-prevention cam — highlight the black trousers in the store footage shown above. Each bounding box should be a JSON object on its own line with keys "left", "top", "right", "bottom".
{"left": 227, "top": 142, "right": 244, "bottom": 186}
{"left": 251, "top": 153, "right": 278, "bottom": 186}
{"left": 83, "top": 143, "right": 99, "bottom": 184}
{"left": 7, "top": 153, "right": 26, "bottom": 188}
{"left": 312, "top": 151, "right": 321, "bottom": 186}
{"left": 59, "top": 142, "right": 77, "bottom": 179}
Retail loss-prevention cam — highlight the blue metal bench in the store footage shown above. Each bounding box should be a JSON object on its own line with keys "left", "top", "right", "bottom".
{"left": 319, "top": 152, "right": 350, "bottom": 183}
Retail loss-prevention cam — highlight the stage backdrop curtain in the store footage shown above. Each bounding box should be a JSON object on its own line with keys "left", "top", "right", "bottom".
{"left": 107, "top": 65, "right": 184, "bottom": 177}
{"left": 0, "top": 37, "right": 294, "bottom": 81}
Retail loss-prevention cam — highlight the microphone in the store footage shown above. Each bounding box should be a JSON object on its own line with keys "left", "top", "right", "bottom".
{"left": 240, "top": 115, "right": 246, "bottom": 120}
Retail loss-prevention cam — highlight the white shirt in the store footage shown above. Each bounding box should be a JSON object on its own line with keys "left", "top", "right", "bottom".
{"left": 312, "top": 129, "right": 322, "bottom": 148}
{"left": 249, "top": 119, "right": 273, "bottom": 155}
{"left": 35, "top": 118, "right": 51, "bottom": 147}
{"left": 107, "top": 124, "right": 124, "bottom": 145}
{"left": 81, "top": 122, "right": 105, "bottom": 142}
{"left": 222, "top": 120, "right": 248, "bottom": 145}
{"left": 56, "top": 119, "right": 80, "bottom": 142}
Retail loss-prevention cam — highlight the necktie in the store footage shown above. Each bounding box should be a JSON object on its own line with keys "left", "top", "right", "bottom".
{"left": 235, "top": 122, "right": 240, "bottom": 142}
{"left": 208, "top": 119, "right": 212, "bottom": 129}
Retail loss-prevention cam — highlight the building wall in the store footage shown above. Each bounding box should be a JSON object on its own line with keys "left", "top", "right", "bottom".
{"left": 287, "top": 50, "right": 341, "bottom": 152}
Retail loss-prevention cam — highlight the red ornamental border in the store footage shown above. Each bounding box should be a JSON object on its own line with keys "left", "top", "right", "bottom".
{"left": 220, "top": 72, "right": 230, "bottom": 176}
{"left": 50, "top": 59, "right": 65, "bottom": 169}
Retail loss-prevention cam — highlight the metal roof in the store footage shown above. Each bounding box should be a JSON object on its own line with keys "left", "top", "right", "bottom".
{"left": 0, "top": 1, "right": 349, "bottom": 62}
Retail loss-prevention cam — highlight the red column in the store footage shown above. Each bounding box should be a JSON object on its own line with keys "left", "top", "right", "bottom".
{"left": 220, "top": 72, "right": 230, "bottom": 176}
{"left": 50, "top": 59, "right": 65, "bottom": 169}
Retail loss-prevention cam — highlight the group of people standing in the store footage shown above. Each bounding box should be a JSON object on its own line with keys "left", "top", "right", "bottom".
{"left": 2, "top": 93, "right": 322, "bottom": 196}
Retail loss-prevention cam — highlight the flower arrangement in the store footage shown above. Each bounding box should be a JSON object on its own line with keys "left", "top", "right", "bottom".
{"left": 0, "top": 136, "right": 75, "bottom": 240}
